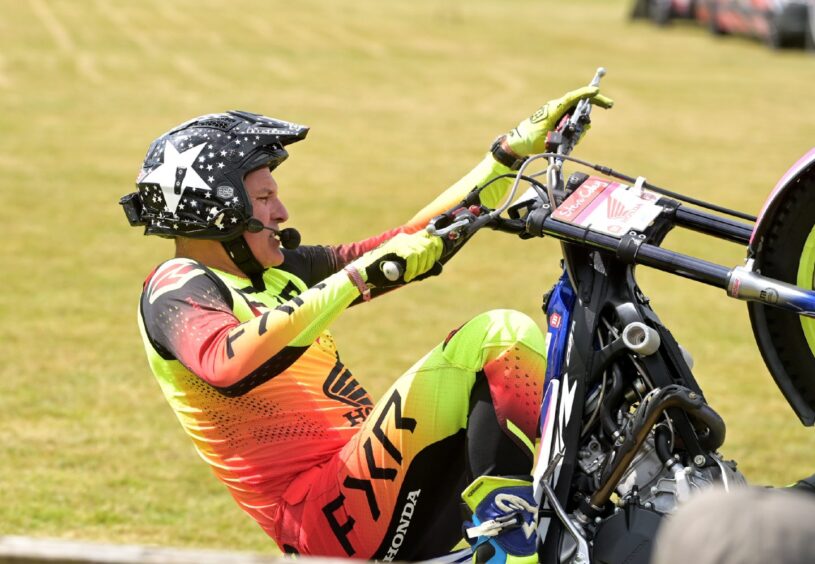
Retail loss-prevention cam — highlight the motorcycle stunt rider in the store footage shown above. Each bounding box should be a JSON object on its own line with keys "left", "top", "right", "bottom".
{"left": 122, "top": 87, "right": 612, "bottom": 562}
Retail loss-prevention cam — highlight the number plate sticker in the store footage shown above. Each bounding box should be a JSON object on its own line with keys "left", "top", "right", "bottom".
{"left": 552, "top": 177, "right": 663, "bottom": 237}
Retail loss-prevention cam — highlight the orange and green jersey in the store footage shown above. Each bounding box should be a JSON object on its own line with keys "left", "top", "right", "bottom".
{"left": 138, "top": 247, "right": 373, "bottom": 539}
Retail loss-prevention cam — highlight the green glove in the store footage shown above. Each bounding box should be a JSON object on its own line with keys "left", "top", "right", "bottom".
{"left": 351, "top": 231, "right": 443, "bottom": 287}
{"left": 505, "top": 86, "right": 614, "bottom": 157}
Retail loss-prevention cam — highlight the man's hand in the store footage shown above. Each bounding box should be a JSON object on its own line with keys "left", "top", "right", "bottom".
{"left": 504, "top": 86, "right": 614, "bottom": 157}
{"left": 351, "top": 231, "right": 443, "bottom": 288}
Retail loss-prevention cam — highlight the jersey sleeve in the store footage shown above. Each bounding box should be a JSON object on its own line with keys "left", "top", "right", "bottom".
{"left": 320, "top": 154, "right": 516, "bottom": 268}
{"left": 280, "top": 245, "right": 343, "bottom": 287}
{"left": 140, "top": 259, "right": 360, "bottom": 396}
{"left": 279, "top": 156, "right": 514, "bottom": 287}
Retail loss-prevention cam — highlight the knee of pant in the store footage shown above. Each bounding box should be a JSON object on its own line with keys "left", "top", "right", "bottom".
{"left": 470, "top": 309, "right": 543, "bottom": 344}
{"left": 496, "top": 309, "right": 538, "bottom": 331}
{"left": 442, "top": 309, "right": 546, "bottom": 372}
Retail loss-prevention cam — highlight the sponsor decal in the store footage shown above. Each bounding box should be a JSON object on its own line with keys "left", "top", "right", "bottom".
{"left": 729, "top": 278, "right": 742, "bottom": 298}
{"left": 606, "top": 194, "right": 640, "bottom": 221}
{"left": 146, "top": 261, "right": 205, "bottom": 304}
{"left": 604, "top": 194, "right": 643, "bottom": 234}
{"left": 323, "top": 362, "right": 374, "bottom": 426}
{"left": 558, "top": 182, "right": 662, "bottom": 237}
{"left": 322, "top": 390, "right": 417, "bottom": 557}
{"left": 495, "top": 493, "right": 537, "bottom": 539}
{"left": 761, "top": 288, "right": 779, "bottom": 304}
{"left": 552, "top": 178, "right": 608, "bottom": 221}
{"left": 383, "top": 489, "right": 422, "bottom": 561}
{"left": 549, "top": 312, "right": 562, "bottom": 329}
{"left": 321, "top": 494, "right": 356, "bottom": 556}
{"left": 216, "top": 185, "right": 235, "bottom": 199}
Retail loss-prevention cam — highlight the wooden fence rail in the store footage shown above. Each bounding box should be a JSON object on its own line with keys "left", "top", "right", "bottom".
{"left": 0, "top": 536, "right": 354, "bottom": 563}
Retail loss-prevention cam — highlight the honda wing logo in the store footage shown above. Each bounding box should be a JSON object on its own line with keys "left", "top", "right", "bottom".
{"left": 606, "top": 195, "right": 641, "bottom": 222}
{"left": 323, "top": 361, "right": 373, "bottom": 426}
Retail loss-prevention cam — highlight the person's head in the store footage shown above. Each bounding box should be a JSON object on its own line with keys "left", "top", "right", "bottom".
{"left": 121, "top": 111, "right": 308, "bottom": 278}
{"left": 240, "top": 165, "right": 289, "bottom": 268}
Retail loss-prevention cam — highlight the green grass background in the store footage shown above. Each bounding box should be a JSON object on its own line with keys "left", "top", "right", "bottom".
{"left": 2, "top": 0, "right": 814, "bottom": 554}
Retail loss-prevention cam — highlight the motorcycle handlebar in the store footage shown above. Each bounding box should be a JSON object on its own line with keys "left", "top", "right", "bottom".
{"left": 382, "top": 68, "right": 610, "bottom": 282}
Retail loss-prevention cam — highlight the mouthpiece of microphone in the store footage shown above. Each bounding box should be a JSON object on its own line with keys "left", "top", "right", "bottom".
{"left": 278, "top": 228, "right": 301, "bottom": 249}
{"left": 243, "top": 218, "right": 301, "bottom": 249}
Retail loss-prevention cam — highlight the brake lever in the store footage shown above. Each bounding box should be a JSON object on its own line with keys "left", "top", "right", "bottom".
{"left": 380, "top": 205, "right": 489, "bottom": 282}
{"left": 426, "top": 205, "right": 486, "bottom": 240}
{"left": 426, "top": 216, "right": 471, "bottom": 239}
{"left": 553, "top": 67, "right": 606, "bottom": 160}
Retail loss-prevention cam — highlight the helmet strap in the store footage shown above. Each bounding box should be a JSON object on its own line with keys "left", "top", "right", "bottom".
{"left": 221, "top": 236, "right": 267, "bottom": 291}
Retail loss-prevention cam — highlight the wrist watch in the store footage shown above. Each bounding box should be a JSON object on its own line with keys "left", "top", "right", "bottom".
{"left": 490, "top": 135, "right": 528, "bottom": 170}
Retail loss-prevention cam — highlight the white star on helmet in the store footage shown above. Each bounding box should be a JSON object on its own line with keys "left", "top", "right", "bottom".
{"left": 141, "top": 142, "right": 210, "bottom": 214}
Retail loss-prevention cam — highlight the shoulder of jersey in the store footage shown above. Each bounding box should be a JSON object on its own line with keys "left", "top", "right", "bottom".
{"left": 144, "top": 258, "right": 209, "bottom": 305}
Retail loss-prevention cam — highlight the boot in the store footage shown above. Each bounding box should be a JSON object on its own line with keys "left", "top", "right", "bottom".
{"left": 461, "top": 475, "right": 538, "bottom": 564}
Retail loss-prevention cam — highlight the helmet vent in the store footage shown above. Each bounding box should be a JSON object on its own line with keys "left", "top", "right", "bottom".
{"left": 197, "top": 117, "right": 239, "bottom": 131}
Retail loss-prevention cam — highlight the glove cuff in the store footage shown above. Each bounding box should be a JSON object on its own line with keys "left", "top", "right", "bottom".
{"left": 490, "top": 135, "right": 528, "bottom": 170}
{"left": 344, "top": 265, "right": 371, "bottom": 302}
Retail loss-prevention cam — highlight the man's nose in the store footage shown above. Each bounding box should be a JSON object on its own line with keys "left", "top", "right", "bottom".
{"left": 274, "top": 201, "right": 289, "bottom": 224}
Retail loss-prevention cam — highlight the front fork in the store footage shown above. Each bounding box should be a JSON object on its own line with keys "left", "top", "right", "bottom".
{"left": 533, "top": 272, "right": 588, "bottom": 560}
{"left": 532, "top": 271, "right": 730, "bottom": 563}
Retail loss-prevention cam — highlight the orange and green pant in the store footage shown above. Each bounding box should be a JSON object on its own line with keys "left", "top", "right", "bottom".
{"left": 274, "top": 309, "right": 548, "bottom": 560}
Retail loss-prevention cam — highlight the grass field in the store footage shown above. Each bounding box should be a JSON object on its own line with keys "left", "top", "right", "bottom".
{"left": 2, "top": 0, "right": 814, "bottom": 554}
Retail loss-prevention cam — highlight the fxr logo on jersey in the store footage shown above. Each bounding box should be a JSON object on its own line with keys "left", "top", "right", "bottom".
{"left": 321, "top": 389, "right": 417, "bottom": 557}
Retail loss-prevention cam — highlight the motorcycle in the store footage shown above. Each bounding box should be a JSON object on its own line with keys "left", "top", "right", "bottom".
{"left": 403, "top": 68, "right": 815, "bottom": 563}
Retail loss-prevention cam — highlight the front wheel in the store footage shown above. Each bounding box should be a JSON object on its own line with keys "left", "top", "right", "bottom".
{"left": 748, "top": 171, "right": 815, "bottom": 425}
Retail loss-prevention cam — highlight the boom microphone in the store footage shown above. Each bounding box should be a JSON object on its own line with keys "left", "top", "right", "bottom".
{"left": 278, "top": 228, "right": 301, "bottom": 250}
{"left": 245, "top": 218, "right": 301, "bottom": 250}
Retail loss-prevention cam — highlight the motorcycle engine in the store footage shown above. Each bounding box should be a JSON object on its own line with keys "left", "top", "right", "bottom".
{"left": 613, "top": 435, "right": 747, "bottom": 514}
{"left": 571, "top": 434, "right": 746, "bottom": 564}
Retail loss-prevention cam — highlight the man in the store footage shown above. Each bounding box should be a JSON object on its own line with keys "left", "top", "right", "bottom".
{"left": 121, "top": 86, "right": 612, "bottom": 562}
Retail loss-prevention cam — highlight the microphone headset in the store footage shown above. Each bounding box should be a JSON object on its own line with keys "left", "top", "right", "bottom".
{"left": 244, "top": 218, "right": 301, "bottom": 250}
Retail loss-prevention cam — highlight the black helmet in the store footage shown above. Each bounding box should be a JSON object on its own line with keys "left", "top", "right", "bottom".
{"left": 121, "top": 110, "right": 308, "bottom": 241}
